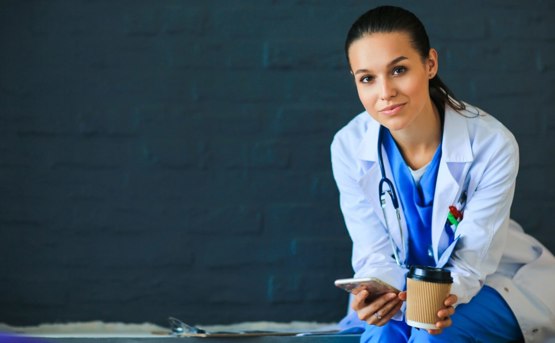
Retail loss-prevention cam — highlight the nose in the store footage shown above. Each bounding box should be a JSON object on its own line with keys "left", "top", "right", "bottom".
{"left": 378, "top": 78, "right": 397, "bottom": 100}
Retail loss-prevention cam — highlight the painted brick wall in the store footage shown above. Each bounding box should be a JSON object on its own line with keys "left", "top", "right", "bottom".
{"left": 1, "top": 0, "right": 554, "bottom": 326}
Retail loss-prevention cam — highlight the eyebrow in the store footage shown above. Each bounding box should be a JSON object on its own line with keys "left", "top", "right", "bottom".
{"left": 353, "top": 56, "right": 409, "bottom": 75}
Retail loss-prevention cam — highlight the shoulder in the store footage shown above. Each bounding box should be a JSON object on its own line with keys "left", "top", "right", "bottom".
{"left": 452, "top": 103, "right": 519, "bottom": 153}
{"left": 331, "top": 111, "right": 373, "bottom": 155}
{"left": 449, "top": 103, "right": 520, "bottom": 183}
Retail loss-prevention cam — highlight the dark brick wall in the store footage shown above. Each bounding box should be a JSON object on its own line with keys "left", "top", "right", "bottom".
{"left": 0, "top": 0, "right": 554, "bottom": 326}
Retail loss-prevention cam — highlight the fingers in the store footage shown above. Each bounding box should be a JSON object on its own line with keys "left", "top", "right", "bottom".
{"left": 354, "top": 292, "right": 400, "bottom": 326}
{"left": 350, "top": 289, "right": 370, "bottom": 311}
{"left": 433, "top": 293, "right": 457, "bottom": 331}
{"left": 437, "top": 305, "right": 455, "bottom": 320}
{"left": 435, "top": 305, "right": 454, "bottom": 329}
{"left": 372, "top": 299, "right": 403, "bottom": 327}
{"left": 444, "top": 294, "right": 458, "bottom": 307}
{"left": 435, "top": 314, "right": 453, "bottom": 329}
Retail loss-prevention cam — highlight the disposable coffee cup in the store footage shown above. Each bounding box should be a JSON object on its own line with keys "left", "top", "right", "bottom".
{"left": 405, "top": 265, "right": 453, "bottom": 330}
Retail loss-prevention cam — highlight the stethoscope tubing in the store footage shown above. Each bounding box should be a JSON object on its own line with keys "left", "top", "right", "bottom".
{"left": 377, "top": 126, "right": 407, "bottom": 267}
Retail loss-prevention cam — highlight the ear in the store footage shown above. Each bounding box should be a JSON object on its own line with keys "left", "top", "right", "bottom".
{"left": 427, "top": 48, "right": 439, "bottom": 79}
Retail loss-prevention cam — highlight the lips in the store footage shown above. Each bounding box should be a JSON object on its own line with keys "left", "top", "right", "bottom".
{"left": 379, "top": 103, "right": 406, "bottom": 115}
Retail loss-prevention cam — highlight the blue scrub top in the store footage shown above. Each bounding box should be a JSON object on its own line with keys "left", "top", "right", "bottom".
{"left": 382, "top": 128, "right": 443, "bottom": 267}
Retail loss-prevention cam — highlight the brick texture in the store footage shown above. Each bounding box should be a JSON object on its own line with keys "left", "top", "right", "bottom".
{"left": 0, "top": 0, "right": 554, "bottom": 327}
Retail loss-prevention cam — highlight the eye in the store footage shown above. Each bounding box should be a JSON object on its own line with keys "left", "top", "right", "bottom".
{"left": 359, "top": 75, "right": 374, "bottom": 83}
{"left": 392, "top": 66, "right": 407, "bottom": 76}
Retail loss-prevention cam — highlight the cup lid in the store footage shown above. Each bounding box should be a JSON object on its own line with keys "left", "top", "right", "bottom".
{"left": 407, "top": 265, "right": 453, "bottom": 283}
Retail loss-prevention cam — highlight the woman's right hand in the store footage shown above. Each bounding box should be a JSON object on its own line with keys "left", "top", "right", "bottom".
{"left": 351, "top": 289, "right": 403, "bottom": 326}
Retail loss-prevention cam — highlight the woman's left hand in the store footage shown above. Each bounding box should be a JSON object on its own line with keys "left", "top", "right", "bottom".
{"left": 398, "top": 292, "right": 457, "bottom": 335}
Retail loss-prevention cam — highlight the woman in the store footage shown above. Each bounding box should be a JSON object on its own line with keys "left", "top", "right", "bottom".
{"left": 331, "top": 5, "right": 555, "bottom": 343}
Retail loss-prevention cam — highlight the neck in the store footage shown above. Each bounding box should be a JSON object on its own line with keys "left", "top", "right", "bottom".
{"left": 390, "top": 100, "right": 441, "bottom": 169}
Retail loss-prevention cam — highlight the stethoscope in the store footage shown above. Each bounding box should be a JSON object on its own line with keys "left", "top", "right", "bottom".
{"left": 377, "top": 125, "right": 407, "bottom": 267}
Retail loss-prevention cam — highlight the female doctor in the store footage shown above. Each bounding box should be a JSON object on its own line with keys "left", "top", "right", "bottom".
{"left": 331, "top": 5, "right": 555, "bottom": 343}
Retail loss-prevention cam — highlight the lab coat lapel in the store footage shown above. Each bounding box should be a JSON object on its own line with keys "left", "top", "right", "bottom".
{"left": 356, "top": 120, "right": 407, "bottom": 260}
{"left": 431, "top": 107, "right": 474, "bottom": 263}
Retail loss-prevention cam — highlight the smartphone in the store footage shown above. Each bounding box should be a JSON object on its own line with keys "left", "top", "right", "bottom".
{"left": 334, "top": 277, "right": 400, "bottom": 302}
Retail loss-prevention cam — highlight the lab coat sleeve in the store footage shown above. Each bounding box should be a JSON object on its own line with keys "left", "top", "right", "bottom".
{"left": 331, "top": 134, "right": 407, "bottom": 292}
{"left": 447, "top": 127, "right": 519, "bottom": 305}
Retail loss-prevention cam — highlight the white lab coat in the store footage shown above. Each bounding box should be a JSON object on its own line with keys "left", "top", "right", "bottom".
{"left": 331, "top": 104, "right": 555, "bottom": 342}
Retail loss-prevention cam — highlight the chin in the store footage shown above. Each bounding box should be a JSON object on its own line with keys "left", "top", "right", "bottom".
{"left": 378, "top": 118, "right": 410, "bottom": 132}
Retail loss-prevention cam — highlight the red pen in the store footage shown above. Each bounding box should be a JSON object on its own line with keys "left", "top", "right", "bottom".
{"left": 449, "top": 205, "right": 463, "bottom": 220}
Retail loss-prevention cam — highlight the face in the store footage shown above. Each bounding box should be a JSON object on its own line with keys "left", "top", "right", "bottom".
{"left": 347, "top": 32, "right": 438, "bottom": 132}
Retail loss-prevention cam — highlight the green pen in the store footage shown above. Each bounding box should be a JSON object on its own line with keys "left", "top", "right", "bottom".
{"left": 447, "top": 212, "right": 459, "bottom": 227}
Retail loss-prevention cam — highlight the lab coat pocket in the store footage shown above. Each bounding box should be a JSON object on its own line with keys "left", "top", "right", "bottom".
{"left": 436, "top": 236, "right": 461, "bottom": 268}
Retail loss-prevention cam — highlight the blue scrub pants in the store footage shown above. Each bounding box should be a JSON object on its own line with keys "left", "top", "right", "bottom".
{"left": 360, "top": 286, "right": 523, "bottom": 343}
